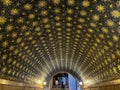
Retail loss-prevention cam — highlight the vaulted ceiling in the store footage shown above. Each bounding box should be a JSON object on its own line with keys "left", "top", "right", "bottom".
{"left": 0, "top": 0, "right": 120, "bottom": 86}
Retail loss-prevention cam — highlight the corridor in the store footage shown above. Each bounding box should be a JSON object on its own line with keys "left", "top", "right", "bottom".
{"left": 0, "top": 0, "right": 120, "bottom": 90}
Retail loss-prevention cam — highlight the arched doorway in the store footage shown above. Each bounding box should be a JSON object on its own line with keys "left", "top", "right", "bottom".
{"left": 49, "top": 72, "right": 83, "bottom": 90}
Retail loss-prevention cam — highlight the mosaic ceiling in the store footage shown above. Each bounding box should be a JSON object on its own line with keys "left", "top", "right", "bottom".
{"left": 0, "top": 0, "right": 120, "bottom": 86}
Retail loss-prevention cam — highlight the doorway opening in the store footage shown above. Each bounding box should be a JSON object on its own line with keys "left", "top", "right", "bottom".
{"left": 49, "top": 72, "right": 82, "bottom": 90}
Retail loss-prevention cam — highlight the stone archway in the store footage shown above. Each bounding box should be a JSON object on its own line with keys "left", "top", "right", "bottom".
{"left": 48, "top": 71, "right": 83, "bottom": 90}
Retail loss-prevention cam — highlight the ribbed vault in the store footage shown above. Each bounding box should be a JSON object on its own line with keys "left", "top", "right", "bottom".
{"left": 0, "top": 0, "right": 120, "bottom": 86}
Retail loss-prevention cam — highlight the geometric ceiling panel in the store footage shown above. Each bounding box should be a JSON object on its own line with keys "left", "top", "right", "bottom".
{"left": 0, "top": 0, "right": 120, "bottom": 86}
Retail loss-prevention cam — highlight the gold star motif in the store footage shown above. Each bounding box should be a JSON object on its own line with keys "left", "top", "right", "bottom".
{"left": 82, "top": 0, "right": 90, "bottom": 7}
{"left": 29, "top": 14, "right": 35, "bottom": 19}
{"left": 109, "top": 4, "right": 113, "bottom": 8}
{"left": 92, "top": 14, "right": 99, "bottom": 21}
{"left": 111, "top": 10, "right": 120, "bottom": 18}
{"left": 54, "top": 8, "right": 60, "bottom": 14}
{"left": 55, "top": 16, "right": 60, "bottom": 21}
{"left": 0, "top": 16, "right": 6, "bottom": 24}
{"left": 11, "top": 32, "right": 17, "bottom": 38}
{"left": 102, "top": 27, "right": 108, "bottom": 33}
{"left": 97, "top": 5, "right": 105, "bottom": 12}
{"left": 52, "top": 0, "right": 60, "bottom": 4}
{"left": 80, "top": 10, "right": 87, "bottom": 16}
{"left": 17, "top": 38, "right": 22, "bottom": 43}
{"left": 106, "top": 20, "right": 114, "bottom": 27}
{"left": 2, "top": 54, "right": 7, "bottom": 60}
{"left": 24, "top": 3, "right": 32, "bottom": 10}
{"left": 66, "top": 17, "right": 72, "bottom": 21}
{"left": 78, "top": 18, "right": 85, "bottom": 23}
{"left": 67, "top": 9, "right": 73, "bottom": 14}
{"left": 90, "top": 22, "right": 96, "bottom": 27}
{"left": 38, "top": 1, "right": 46, "bottom": 8}
{"left": 17, "top": 17, "right": 24, "bottom": 23}
{"left": 1, "top": 0, "right": 12, "bottom": 6}
{"left": 2, "top": 41, "right": 8, "bottom": 47}
{"left": 99, "top": 34, "right": 104, "bottom": 39}
{"left": 11, "top": 8, "right": 18, "bottom": 15}
{"left": 42, "top": 18, "right": 49, "bottom": 23}
{"left": 6, "top": 24, "right": 13, "bottom": 31}
{"left": 113, "top": 35, "right": 119, "bottom": 42}
{"left": 2, "top": 67, "right": 7, "bottom": 73}
{"left": 41, "top": 10, "right": 48, "bottom": 16}
{"left": 68, "top": 0, "right": 75, "bottom": 5}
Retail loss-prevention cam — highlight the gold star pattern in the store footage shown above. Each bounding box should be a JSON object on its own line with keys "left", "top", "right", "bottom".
{"left": 0, "top": 16, "right": 6, "bottom": 24}
{"left": 0, "top": 0, "right": 119, "bottom": 86}
{"left": 97, "top": 5, "right": 105, "bottom": 12}
{"left": 2, "top": 41, "right": 8, "bottom": 47}
{"left": 1, "top": 0, "right": 12, "bottom": 6}
{"left": 80, "top": 10, "right": 87, "bottom": 16}
{"left": 67, "top": 9, "right": 73, "bottom": 14}
{"left": 106, "top": 20, "right": 114, "bottom": 27}
{"left": 82, "top": 0, "right": 90, "bottom": 7}
{"left": 113, "top": 35, "right": 119, "bottom": 42}
{"left": 6, "top": 24, "right": 13, "bottom": 31}
{"left": 11, "top": 8, "right": 19, "bottom": 15}
{"left": 41, "top": 10, "right": 48, "bottom": 16}
{"left": 68, "top": 0, "right": 75, "bottom": 6}
{"left": 38, "top": 1, "right": 46, "bottom": 8}
{"left": 92, "top": 14, "right": 99, "bottom": 21}
{"left": 24, "top": 3, "right": 32, "bottom": 10}
{"left": 111, "top": 10, "right": 120, "bottom": 18}
{"left": 52, "top": 0, "right": 60, "bottom": 5}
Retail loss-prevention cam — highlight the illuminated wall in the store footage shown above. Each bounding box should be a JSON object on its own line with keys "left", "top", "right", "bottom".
{"left": 0, "top": 0, "right": 120, "bottom": 88}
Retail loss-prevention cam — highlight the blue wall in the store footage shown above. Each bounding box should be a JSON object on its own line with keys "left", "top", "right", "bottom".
{"left": 68, "top": 74, "right": 76, "bottom": 90}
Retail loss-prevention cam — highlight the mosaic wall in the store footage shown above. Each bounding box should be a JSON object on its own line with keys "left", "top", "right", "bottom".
{"left": 0, "top": 0, "right": 120, "bottom": 85}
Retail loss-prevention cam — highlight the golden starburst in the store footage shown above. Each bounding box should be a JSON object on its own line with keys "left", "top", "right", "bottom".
{"left": 55, "top": 16, "right": 60, "bottom": 21}
{"left": 92, "top": 14, "right": 99, "bottom": 21}
{"left": 17, "top": 17, "right": 24, "bottom": 23}
{"left": 80, "top": 10, "right": 87, "bottom": 16}
{"left": 42, "top": 18, "right": 49, "bottom": 23}
{"left": 2, "top": 54, "right": 7, "bottom": 60}
{"left": 111, "top": 10, "right": 120, "bottom": 18}
{"left": 0, "top": 16, "right": 6, "bottom": 24}
{"left": 68, "top": 0, "right": 75, "bottom": 6}
{"left": 113, "top": 35, "right": 119, "bottom": 42}
{"left": 2, "top": 41, "right": 8, "bottom": 47}
{"left": 99, "top": 34, "right": 104, "bottom": 39}
{"left": 106, "top": 20, "right": 114, "bottom": 27}
{"left": 90, "top": 22, "right": 96, "bottom": 27}
{"left": 52, "top": 0, "right": 60, "bottom": 4}
{"left": 11, "top": 8, "right": 18, "bottom": 15}
{"left": 24, "top": 3, "right": 32, "bottom": 10}
{"left": 67, "top": 9, "right": 73, "bottom": 14}
{"left": 38, "top": 1, "right": 46, "bottom": 8}
{"left": 97, "top": 5, "right": 105, "bottom": 12}
{"left": 102, "top": 27, "right": 108, "bottom": 33}
{"left": 78, "top": 18, "right": 85, "bottom": 23}
{"left": 2, "top": 67, "right": 7, "bottom": 73}
{"left": 6, "top": 24, "right": 13, "bottom": 31}
{"left": 66, "top": 17, "right": 72, "bottom": 21}
{"left": 11, "top": 32, "right": 17, "bottom": 38}
{"left": 29, "top": 14, "right": 35, "bottom": 19}
{"left": 54, "top": 8, "right": 60, "bottom": 14}
{"left": 82, "top": 0, "right": 90, "bottom": 7}
{"left": 41, "top": 10, "right": 48, "bottom": 16}
{"left": 1, "top": 0, "right": 12, "bottom": 6}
